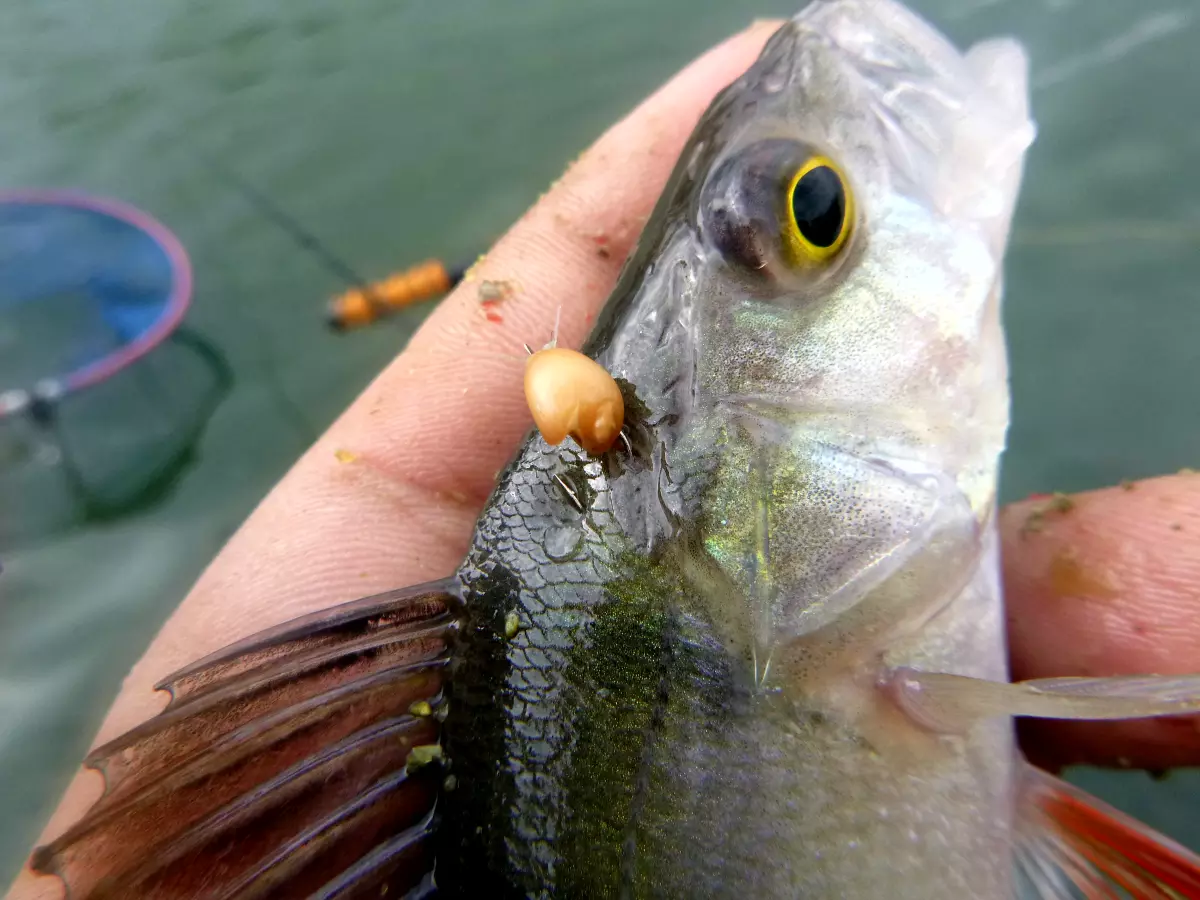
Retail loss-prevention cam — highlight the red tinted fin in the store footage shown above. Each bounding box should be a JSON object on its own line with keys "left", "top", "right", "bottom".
{"left": 1017, "top": 760, "right": 1200, "bottom": 899}
{"left": 29, "top": 579, "right": 462, "bottom": 900}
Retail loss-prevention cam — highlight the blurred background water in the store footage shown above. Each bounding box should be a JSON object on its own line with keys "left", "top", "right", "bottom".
{"left": 1, "top": 0, "right": 1198, "bottom": 885}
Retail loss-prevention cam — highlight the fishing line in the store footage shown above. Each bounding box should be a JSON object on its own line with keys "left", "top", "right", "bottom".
{"left": 193, "top": 152, "right": 386, "bottom": 313}
{"left": 194, "top": 151, "right": 468, "bottom": 329}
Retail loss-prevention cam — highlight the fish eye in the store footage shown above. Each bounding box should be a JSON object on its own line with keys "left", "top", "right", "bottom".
{"left": 698, "top": 139, "right": 856, "bottom": 282}
{"left": 783, "top": 156, "right": 854, "bottom": 266}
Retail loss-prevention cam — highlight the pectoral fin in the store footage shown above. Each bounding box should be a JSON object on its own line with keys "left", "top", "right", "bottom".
{"left": 30, "top": 578, "right": 462, "bottom": 900}
{"left": 1016, "top": 761, "right": 1200, "bottom": 899}
{"left": 886, "top": 667, "right": 1200, "bottom": 733}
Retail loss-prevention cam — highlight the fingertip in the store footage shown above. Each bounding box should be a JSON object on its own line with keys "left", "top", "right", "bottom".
{"left": 1003, "top": 472, "right": 1200, "bottom": 769}
{"left": 1003, "top": 473, "right": 1200, "bottom": 672}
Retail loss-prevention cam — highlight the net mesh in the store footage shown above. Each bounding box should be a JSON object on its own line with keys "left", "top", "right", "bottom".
{"left": 0, "top": 194, "right": 228, "bottom": 544}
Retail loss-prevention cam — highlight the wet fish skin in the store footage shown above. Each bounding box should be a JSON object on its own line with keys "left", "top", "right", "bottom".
{"left": 30, "top": 3, "right": 1200, "bottom": 899}
{"left": 435, "top": 2, "right": 1034, "bottom": 896}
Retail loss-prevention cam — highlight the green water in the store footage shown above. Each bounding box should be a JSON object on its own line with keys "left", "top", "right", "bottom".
{"left": 2, "top": 0, "right": 1199, "bottom": 884}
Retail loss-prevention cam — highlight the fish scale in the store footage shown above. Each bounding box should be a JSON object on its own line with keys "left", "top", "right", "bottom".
{"left": 442, "top": 440, "right": 630, "bottom": 895}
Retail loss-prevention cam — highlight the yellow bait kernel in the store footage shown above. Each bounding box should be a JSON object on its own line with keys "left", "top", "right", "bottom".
{"left": 504, "top": 610, "right": 521, "bottom": 639}
{"left": 524, "top": 347, "right": 624, "bottom": 455}
{"left": 408, "top": 700, "right": 433, "bottom": 718}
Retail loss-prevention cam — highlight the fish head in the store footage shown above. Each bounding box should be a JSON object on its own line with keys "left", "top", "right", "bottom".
{"left": 648, "top": 0, "right": 1037, "bottom": 509}
{"left": 583, "top": 0, "right": 1039, "bottom": 658}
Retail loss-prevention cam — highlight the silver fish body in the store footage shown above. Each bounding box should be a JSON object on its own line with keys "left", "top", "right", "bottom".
{"left": 435, "top": 2, "right": 1035, "bottom": 896}
{"left": 35, "top": 3, "right": 1200, "bottom": 899}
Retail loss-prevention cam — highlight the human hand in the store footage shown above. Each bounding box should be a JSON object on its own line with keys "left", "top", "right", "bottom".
{"left": 9, "top": 16, "right": 1199, "bottom": 898}
{"left": 1003, "top": 477, "right": 1200, "bottom": 772}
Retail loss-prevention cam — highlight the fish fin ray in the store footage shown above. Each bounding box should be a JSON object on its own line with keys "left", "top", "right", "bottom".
{"left": 29, "top": 578, "right": 460, "bottom": 900}
{"left": 307, "top": 813, "right": 438, "bottom": 900}
{"left": 887, "top": 668, "right": 1200, "bottom": 732}
{"left": 161, "top": 581, "right": 462, "bottom": 704}
{"left": 1016, "top": 761, "right": 1200, "bottom": 900}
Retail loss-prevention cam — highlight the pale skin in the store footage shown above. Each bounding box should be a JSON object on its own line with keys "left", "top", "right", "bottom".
{"left": 9, "top": 19, "right": 1200, "bottom": 899}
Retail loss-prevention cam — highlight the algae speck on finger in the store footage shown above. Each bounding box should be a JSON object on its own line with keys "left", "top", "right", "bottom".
{"left": 1020, "top": 491, "right": 1075, "bottom": 537}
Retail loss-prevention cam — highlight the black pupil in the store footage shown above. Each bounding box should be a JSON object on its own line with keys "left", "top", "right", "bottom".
{"left": 790, "top": 165, "right": 845, "bottom": 249}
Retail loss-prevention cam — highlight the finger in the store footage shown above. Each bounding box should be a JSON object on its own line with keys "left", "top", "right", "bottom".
{"left": 112, "top": 13, "right": 780, "bottom": 739}
{"left": 1002, "top": 472, "right": 1200, "bottom": 771}
{"left": 7, "top": 21, "right": 783, "bottom": 899}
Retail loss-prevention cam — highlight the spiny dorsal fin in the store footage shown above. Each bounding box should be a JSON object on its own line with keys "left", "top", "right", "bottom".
{"left": 1016, "top": 761, "right": 1200, "bottom": 900}
{"left": 30, "top": 579, "right": 461, "bottom": 900}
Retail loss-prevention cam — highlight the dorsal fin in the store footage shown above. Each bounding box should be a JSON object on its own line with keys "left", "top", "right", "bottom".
{"left": 30, "top": 579, "right": 461, "bottom": 900}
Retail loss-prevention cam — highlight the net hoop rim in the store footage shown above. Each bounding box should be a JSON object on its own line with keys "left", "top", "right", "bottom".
{"left": 0, "top": 189, "right": 193, "bottom": 413}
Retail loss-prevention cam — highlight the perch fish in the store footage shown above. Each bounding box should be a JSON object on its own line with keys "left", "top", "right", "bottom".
{"left": 30, "top": 1, "right": 1200, "bottom": 897}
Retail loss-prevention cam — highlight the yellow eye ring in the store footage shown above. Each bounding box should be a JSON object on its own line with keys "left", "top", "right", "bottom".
{"left": 783, "top": 155, "right": 854, "bottom": 266}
